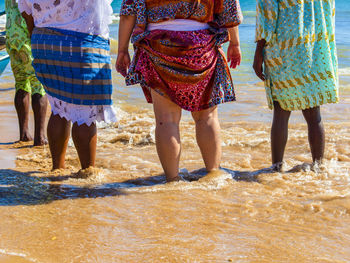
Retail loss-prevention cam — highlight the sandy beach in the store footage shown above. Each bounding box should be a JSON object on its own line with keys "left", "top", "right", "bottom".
{"left": 0, "top": 0, "right": 350, "bottom": 262}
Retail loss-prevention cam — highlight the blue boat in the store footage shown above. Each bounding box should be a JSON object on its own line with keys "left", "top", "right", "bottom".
{"left": 0, "top": 51, "right": 10, "bottom": 76}
{"left": 0, "top": 10, "right": 9, "bottom": 75}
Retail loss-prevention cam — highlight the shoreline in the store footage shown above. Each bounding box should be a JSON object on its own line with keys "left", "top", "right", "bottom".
{"left": 0, "top": 98, "right": 20, "bottom": 169}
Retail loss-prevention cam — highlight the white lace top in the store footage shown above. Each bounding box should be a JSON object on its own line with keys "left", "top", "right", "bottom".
{"left": 18, "top": 0, "right": 113, "bottom": 38}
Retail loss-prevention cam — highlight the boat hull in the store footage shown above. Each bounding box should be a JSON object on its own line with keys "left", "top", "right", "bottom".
{"left": 0, "top": 53, "right": 9, "bottom": 76}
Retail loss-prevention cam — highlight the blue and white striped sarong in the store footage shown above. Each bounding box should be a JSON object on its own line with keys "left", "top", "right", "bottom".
{"left": 31, "top": 27, "right": 113, "bottom": 106}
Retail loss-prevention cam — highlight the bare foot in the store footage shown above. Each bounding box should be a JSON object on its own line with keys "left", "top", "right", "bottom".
{"left": 34, "top": 136, "right": 48, "bottom": 146}
{"left": 271, "top": 162, "right": 284, "bottom": 172}
{"left": 75, "top": 167, "right": 99, "bottom": 179}
{"left": 198, "top": 169, "right": 228, "bottom": 183}
{"left": 166, "top": 175, "right": 187, "bottom": 183}
{"left": 20, "top": 131, "right": 33, "bottom": 142}
{"left": 287, "top": 162, "right": 325, "bottom": 173}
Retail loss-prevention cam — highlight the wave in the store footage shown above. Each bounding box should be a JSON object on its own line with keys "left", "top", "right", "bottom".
{"left": 242, "top": 10, "right": 256, "bottom": 17}
{"left": 0, "top": 249, "right": 38, "bottom": 263}
{"left": 111, "top": 13, "right": 120, "bottom": 22}
{"left": 0, "top": 14, "right": 5, "bottom": 28}
{"left": 339, "top": 67, "right": 350, "bottom": 76}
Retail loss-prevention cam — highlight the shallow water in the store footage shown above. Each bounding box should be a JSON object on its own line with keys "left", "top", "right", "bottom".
{"left": 0, "top": 87, "right": 349, "bottom": 262}
{"left": 1, "top": 0, "right": 350, "bottom": 262}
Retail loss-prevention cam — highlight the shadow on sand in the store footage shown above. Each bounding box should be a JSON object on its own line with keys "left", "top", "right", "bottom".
{"left": 0, "top": 169, "right": 126, "bottom": 206}
{"left": 0, "top": 87, "right": 15, "bottom": 92}
{"left": 0, "top": 142, "right": 18, "bottom": 146}
{"left": 0, "top": 167, "right": 274, "bottom": 206}
{"left": 0, "top": 141, "right": 39, "bottom": 148}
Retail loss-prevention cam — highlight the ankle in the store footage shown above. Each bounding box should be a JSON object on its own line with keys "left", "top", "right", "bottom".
{"left": 166, "top": 174, "right": 186, "bottom": 183}
{"left": 271, "top": 162, "right": 284, "bottom": 172}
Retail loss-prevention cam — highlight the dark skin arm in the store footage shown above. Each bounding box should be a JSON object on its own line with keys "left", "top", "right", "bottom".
{"left": 253, "top": 39, "right": 266, "bottom": 81}
{"left": 21, "top": 12, "right": 35, "bottom": 37}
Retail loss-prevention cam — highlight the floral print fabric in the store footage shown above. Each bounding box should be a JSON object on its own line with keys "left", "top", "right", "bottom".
{"left": 120, "top": 0, "right": 243, "bottom": 43}
{"left": 126, "top": 29, "right": 235, "bottom": 112}
{"left": 120, "top": 0, "right": 242, "bottom": 111}
{"left": 5, "top": 0, "right": 45, "bottom": 95}
{"left": 256, "top": 0, "right": 339, "bottom": 111}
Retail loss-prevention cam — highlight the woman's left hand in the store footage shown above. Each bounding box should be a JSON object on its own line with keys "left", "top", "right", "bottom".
{"left": 115, "top": 51, "right": 131, "bottom": 77}
{"left": 227, "top": 43, "right": 242, "bottom": 69}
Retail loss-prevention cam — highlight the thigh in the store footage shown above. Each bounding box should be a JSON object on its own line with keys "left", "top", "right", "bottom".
{"left": 19, "top": 44, "right": 45, "bottom": 96}
{"left": 151, "top": 89, "right": 182, "bottom": 124}
{"left": 30, "top": 81, "right": 45, "bottom": 96}
{"left": 7, "top": 43, "right": 35, "bottom": 94}
{"left": 273, "top": 101, "right": 291, "bottom": 120}
{"left": 302, "top": 106, "right": 321, "bottom": 123}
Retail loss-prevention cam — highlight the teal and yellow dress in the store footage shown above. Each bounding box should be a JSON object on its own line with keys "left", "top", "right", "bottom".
{"left": 256, "top": 0, "right": 338, "bottom": 111}
{"left": 5, "top": 0, "right": 45, "bottom": 96}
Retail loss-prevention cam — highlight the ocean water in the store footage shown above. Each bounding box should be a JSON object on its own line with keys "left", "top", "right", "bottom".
{"left": 0, "top": 1, "right": 349, "bottom": 262}
{"left": 1, "top": 0, "right": 348, "bottom": 69}
{"left": 108, "top": 0, "right": 350, "bottom": 123}
{"left": 110, "top": 0, "right": 350, "bottom": 65}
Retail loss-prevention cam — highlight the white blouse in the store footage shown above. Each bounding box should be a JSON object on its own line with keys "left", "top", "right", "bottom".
{"left": 18, "top": 0, "right": 113, "bottom": 38}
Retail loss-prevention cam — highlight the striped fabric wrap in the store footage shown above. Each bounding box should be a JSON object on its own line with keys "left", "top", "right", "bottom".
{"left": 31, "top": 27, "right": 113, "bottom": 106}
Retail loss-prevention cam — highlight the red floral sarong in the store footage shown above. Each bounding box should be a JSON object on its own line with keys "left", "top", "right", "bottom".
{"left": 126, "top": 29, "right": 235, "bottom": 112}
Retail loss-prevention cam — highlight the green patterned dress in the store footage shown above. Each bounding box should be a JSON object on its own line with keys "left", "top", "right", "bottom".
{"left": 5, "top": 0, "right": 44, "bottom": 95}
{"left": 256, "top": 0, "right": 338, "bottom": 111}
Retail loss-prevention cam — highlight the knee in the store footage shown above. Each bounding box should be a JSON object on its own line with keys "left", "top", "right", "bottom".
{"left": 303, "top": 107, "right": 322, "bottom": 125}
{"left": 14, "top": 89, "right": 29, "bottom": 103}
{"left": 192, "top": 108, "right": 217, "bottom": 125}
{"left": 72, "top": 122, "right": 97, "bottom": 138}
{"left": 155, "top": 111, "right": 181, "bottom": 127}
{"left": 31, "top": 93, "right": 44, "bottom": 104}
{"left": 274, "top": 111, "right": 291, "bottom": 123}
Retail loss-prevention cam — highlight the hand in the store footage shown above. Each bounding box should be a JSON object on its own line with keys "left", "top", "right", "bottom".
{"left": 115, "top": 51, "right": 131, "bottom": 77}
{"left": 227, "top": 43, "right": 241, "bottom": 69}
{"left": 253, "top": 47, "right": 265, "bottom": 81}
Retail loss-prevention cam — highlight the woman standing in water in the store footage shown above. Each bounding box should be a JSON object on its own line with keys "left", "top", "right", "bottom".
{"left": 116, "top": 0, "right": 243, "bottom": 182}
{"left": 5, "top": 0, "right": 47, "bottom": 146}
{"left": 18, "top": 0, "right": 117, "bottom": 171}
{"left": 253, "top": 0, "right": 339, "bottom": 170}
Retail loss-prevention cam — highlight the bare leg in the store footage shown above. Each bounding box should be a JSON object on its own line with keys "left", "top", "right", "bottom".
{"left": 302, "top": 106, "right": 325, "bottom": 163}
{"left": 47, "top": 114, "right": 71, "bottom": 169}
{"left": 31, "top": 93, "right": 48, "bottom": 146}
{"left": 72, "top": 122, "right": 97, "bottom": 169}
{"left": 14, "top": 89, "right": 33, "bottom": 142}
{"left": 191, "top": 106, "right": 221, "bottom": 171}
{"left": 151, "top": 89, "right": 182, "bottom": 182}
{"left": 271, "top": 101, "right": 291, "bottom": 166}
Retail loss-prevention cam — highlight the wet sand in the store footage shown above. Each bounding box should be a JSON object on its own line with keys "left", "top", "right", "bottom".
{"left": 0, "top": 92, "right": 21, "bottom": 168}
